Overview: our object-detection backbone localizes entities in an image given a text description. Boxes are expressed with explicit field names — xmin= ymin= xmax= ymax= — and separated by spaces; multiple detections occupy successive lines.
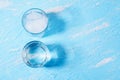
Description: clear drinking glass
xmin=22 ymin=8 xmax=48 ymax=34
xmin=22 ymin=41 xmax=51 ymax=68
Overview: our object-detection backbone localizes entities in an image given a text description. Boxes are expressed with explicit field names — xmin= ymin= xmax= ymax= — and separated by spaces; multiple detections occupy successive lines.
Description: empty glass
xmin=22 ymin=41 xmax=51 ymax=68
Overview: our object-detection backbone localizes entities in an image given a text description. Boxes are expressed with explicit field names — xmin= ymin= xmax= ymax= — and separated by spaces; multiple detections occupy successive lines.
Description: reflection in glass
xmin=22 ymin=41 xmax=51 ymax=68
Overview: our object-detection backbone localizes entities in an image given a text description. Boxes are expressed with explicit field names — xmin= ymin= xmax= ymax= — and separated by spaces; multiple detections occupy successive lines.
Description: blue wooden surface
xmin=0 ymin=0 xmax=120 ymax=80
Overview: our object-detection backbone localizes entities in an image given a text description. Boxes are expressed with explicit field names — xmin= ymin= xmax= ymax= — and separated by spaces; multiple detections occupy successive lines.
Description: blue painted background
xmin=0 ymin=0 xmax=120 ymax=80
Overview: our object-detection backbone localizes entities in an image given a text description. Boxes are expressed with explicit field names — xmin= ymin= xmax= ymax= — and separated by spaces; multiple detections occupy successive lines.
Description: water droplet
xmin=22 ymin=41 xmax=51 ymax=68
xmin=22 ymin=8 xmax=48 ymax=34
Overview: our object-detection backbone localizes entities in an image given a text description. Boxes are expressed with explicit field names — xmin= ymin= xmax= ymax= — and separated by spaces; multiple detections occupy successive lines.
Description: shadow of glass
xmin=44 ymin=44 xmax=67 ymax=67
xmin=43 ymin=12 xmax=66 ymax=37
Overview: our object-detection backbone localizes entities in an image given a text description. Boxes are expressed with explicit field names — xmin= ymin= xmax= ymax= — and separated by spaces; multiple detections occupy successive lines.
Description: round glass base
xmin=22 ymin=41 xmax=51 ymax=68
xmin=22 ymin=8 xmax=48 ymax=34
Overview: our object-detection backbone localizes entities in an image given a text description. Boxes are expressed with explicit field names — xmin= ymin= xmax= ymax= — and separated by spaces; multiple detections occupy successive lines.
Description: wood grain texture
xmin=0 ymin=0 xmax=120 ymax=80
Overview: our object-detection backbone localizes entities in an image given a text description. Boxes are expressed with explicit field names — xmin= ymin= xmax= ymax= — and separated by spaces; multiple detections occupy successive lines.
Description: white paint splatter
xmin=45 ymin=4 xmax=72 ymax=13
xmin=7 ymin=8 xmax=17 ymax=11
xmin=95 ymin=2 xmax=100 ymax=6
xmin=94 ymin=57 xmax=115 ymax=68
xmin=28 ymin=75 xmax=38 ymax=80
xmin=18 ymin=78 xmax=23 ymax=80
xmin=14 ymin=58 xmax=23 ymax=66
xmin=0 ymin=0 xmax=11 ymax=9
xmin=115 ymin=7 xmax=120 ymax=11
xmin=48 ymin=0 xmax=61 ymax=2
xmin=9 ymin=48 xmax=20 ymax=52
xmin=71 ymin=22 xmax=109 ymax=39
xmin=26 ymin=2 xmax=32 ymax=6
